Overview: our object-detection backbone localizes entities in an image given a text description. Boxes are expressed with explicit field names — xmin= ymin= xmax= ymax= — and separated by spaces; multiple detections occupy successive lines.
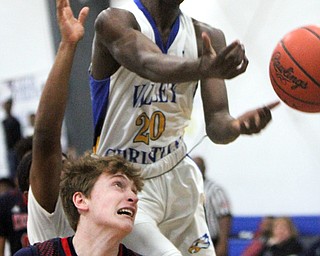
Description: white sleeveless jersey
xmin=90 ymin=0 xmax=198 ymax=165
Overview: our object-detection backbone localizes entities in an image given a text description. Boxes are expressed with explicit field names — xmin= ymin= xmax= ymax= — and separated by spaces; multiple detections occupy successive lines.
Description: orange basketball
xmin=269 ymin=24 xmax=320 ymax=113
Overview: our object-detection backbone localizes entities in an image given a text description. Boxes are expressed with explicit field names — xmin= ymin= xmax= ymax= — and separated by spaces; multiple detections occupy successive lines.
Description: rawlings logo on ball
xmin=269 ymin=24 xmax=320 ymax=113
xmin=271 ymin=52 xmax=308 ymax=90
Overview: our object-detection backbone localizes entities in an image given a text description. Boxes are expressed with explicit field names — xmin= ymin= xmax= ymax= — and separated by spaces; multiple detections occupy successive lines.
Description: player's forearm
xmin=109 ymin=38 xmax=203 ymax=83
xmin=31 ymin=41 xmax=77 ymax=212
xmin=35 ymin=42 xmax=77 ymax=141
xmin=103 ymin=30 xmax=204 ymax=82
xmin=132 ymin=52 xmax=203 ymax=83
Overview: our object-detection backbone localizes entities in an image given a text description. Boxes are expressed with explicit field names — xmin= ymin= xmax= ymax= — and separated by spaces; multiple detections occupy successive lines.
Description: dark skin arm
xmin=30 ymin=0 xmax=89 ymax=213
xmin=91 ymin=6 xmax=278 ymax=144
xmin=90 ymin=7 xmax=248 ymax=82
xmin=194 ymin=20 xmax=279 ymax=144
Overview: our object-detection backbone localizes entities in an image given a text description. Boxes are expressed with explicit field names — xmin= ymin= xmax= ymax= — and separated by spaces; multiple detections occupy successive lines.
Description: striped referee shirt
xmin=203 ymin=179 xmax=232 ymax=240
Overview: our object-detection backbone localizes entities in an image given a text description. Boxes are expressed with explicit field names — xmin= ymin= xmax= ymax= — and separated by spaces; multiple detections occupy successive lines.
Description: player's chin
xmin=121 ymin=222 xmax=135 ymax=235
xmin=119 ymin=218 xmax=135 ymax=233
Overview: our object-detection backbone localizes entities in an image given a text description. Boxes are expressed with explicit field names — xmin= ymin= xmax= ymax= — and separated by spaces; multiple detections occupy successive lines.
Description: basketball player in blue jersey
xmin=89 ymin=0 xmax=279 ymax=255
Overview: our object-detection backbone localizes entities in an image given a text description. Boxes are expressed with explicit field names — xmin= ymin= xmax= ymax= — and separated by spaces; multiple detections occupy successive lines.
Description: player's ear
xmin=73 ymin=192 xmax=89 ymax=211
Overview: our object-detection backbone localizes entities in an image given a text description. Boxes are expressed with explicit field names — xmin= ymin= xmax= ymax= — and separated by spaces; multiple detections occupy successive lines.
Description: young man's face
xmin=86 ymin=172 xmax=138 ymax=235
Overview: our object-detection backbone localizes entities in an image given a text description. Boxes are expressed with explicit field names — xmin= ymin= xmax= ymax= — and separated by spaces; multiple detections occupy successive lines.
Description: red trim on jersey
xmin=61 ymin=237 xmax=73 ymax=256
xmin=118 ymin=244 xmax=123 ymax=255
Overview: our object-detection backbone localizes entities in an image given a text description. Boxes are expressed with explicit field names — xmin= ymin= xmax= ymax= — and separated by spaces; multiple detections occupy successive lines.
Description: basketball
xmin=269 ymin=24 xmax=320 ymax=113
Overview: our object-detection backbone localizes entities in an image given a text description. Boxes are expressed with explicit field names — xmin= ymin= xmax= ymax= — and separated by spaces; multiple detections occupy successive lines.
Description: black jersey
xmin=0 ymin=188 xmax=28 ymax=255
xmin=14 ymin=236 xmax=142 ymax=256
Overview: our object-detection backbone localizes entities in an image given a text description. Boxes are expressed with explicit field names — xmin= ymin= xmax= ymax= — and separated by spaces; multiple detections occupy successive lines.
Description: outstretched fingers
xmin=55 ymin=0 xmax=89 ymax=43
xmin=56 ymin=0 xmax=69 ymax=17
xmin=214 ymin=41 xmax=249 ymax=79
xmin=256 ymin=101 xmax=280 ymax=130
xmin=78 ymin=7 xmax=89 ymax=25
xmin=235 ymin=101 xmax=280 ymax=135
xmin=265 ymin=101 xmax=281 ymax=110
xmin=224 ymin=42 xmax=248 ymax=77
xmin=256 ymin=108 xmax=271 ymax=131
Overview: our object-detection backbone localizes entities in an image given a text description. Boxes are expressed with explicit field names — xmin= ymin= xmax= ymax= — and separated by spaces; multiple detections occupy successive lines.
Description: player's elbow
xmin=206 ymin=125 xmax=238 ymax=145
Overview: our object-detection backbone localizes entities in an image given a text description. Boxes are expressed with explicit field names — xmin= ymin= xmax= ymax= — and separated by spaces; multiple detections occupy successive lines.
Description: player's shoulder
xmin=13 ymin=246 xmax=36 ymax=256
xmin=14 ymin=238 xmax=60 ymax=256
xmin=95 ymin=7 xmax=139 ymax=33
xmin=97 ymin=7 xmax=131 ymax=20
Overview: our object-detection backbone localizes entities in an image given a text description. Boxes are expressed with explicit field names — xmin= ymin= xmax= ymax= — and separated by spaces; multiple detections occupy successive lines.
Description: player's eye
xmin=131 ymin=189 xmax=137 ymax=195
xmin=114 ymin=181 xmax=124 ymax=189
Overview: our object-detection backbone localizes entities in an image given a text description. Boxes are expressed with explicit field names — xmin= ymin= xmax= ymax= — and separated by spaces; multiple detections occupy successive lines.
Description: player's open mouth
xmin=117 ymin=208 xmax=134 ymax=217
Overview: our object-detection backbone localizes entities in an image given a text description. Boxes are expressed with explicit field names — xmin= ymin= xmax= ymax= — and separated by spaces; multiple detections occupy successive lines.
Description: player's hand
xmin=200 ymin=32 xmax=249 ymax=79
xmin=232 ymin=101 xmax=280 ymax=134
xmin=56 ymin=0 xmax=89 ymax=44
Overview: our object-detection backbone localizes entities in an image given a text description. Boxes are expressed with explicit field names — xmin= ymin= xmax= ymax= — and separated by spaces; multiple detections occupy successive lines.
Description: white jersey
xmin=90 ymin=0 xmax=198 ymax=168
xmin=90 ymin=1 xmax=216 ymax=255
xmin=27 ymin=187 xmax=74 ymax=245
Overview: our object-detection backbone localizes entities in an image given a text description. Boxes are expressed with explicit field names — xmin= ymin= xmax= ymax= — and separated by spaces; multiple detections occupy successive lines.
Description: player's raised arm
xmin=30 ymin=0 xmax=89 ymax=212
xmin=90 ymin=8 xmax=248 ymax=83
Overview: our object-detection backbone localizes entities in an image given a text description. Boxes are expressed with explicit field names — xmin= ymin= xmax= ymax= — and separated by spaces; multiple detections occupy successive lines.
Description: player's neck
xmin=139 ymin=0 xmax=180 ymax=30
xmin=73 ymin=227 xmax=122 ymax=256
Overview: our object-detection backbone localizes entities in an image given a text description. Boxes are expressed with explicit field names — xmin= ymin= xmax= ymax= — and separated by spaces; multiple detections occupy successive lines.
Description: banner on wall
xmin=0 ymin=72 xmax=68 ymax=177
xmin=0 ymin=74 xmax=45 ymax=131
xmin=0 ymin=74 xmax=43 ymax=176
